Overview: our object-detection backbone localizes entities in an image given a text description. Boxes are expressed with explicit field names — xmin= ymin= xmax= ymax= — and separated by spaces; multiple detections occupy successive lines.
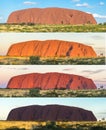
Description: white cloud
xmin=86 ymin=12 xmax=91 ymax=14
xmin=23 ymin=1 xmax=37 ymax=5
xmin=99 ymin=2 xmax=104 ymax=6
xmin=93 ymin=13 xmax=106 ymax=19
xmin=76 ymin=3 xmax=89 ymax=7
xmin=86 ymin=12 xmax=106 ymax=19
xmin=71 ymin=0 xmax=80 ymax=2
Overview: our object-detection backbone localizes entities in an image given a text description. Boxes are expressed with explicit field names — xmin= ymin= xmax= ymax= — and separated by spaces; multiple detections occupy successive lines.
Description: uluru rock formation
xmin=7 ymin=7 xmax=97 ymax=25
xmin=7 ymin=105 xmax=97 ymax=121
xmin=7 ymin=72 xmax=97 ymax=89
xmin=7 ymin=40 xmax=97 ymax=58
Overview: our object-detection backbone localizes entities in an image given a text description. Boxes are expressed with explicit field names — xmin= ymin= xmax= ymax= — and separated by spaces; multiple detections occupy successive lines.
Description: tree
xmin=100 ymin=85 xmax=104 ymax=89
xmin=102 ymin=117 xmax=105 ymax=121
xmin=100 ymin=53 xmax=103 ymax=57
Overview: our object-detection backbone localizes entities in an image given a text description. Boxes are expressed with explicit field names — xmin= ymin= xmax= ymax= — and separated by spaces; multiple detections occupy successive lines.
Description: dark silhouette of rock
xmin=7 ymin=105 xmax=97 ymax=121
xmin=7 ymin=40 xmax=97 ymax=58
xmin=7 ymin=72 xmax=97 ymax=89
xmin=7 ymin=7 xmax=97 ymax=25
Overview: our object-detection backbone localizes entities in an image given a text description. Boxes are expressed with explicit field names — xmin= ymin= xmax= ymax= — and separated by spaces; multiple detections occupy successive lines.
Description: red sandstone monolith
xmin=7 ymin=7 xmax=97 ymax=25
xmin=7 ymin=40 xmax=97 ymax=58
xmin=7 ymin=105 xmax=97 ymax=121
xmin=7 ymin=72 xmax=97 ymax=90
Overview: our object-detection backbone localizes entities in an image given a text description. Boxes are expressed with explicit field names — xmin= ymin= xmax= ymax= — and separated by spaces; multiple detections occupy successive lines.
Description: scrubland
xmin=0 ymin=121 xmax=106 ymax=130
xmin=0 ymin=24 xmax=106 ymax=32
xmin=0 ymin=89 xmax=106 ymax=97
xmin=0 ymin=56 xmax=105 ymax=65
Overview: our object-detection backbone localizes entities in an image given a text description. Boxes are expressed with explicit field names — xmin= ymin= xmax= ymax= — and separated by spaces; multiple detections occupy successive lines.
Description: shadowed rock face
xmin=7 ymin=40 xmax=97 ymax=58
xmin=7 ymin=72 xmax=97 ymax=89
xmin=7 ymin=105 xmax=97 ymax=121
xmin=7 ymin=7 xmax=97 ymax=25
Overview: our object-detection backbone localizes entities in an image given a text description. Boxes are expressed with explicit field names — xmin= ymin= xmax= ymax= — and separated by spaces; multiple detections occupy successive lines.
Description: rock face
xmin=7 ymin=72 xmax=96 ymax=89
xmin=7 ymin=40 xmax=97 ymax=58
xmin=7 ymin=105 xmax=97 ymax=121
xmin=7 ymin=7 xmax=97 ymax=25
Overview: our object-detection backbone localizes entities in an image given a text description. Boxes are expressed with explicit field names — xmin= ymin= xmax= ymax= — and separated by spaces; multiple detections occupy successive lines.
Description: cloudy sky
xmin=0 ymin=65 xmax=106 ymax=89
xmin=0 ymin=98 xmax=106 ymax=120
xmin=0 ymin=0 xmax=106 ymax=23
xmin=0 ymin=33 xmax=105 ymax=56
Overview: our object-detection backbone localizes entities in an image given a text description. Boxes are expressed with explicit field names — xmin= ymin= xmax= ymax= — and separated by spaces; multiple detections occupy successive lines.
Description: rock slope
xmin=7 ymin=105 xmax=97 ymax=121
xmin=7 ymin=72 xmax=97 ymax=89
xmin=7 ymin=7 xmax=97 ymax=25
xmin=7 ymin=40 xmax=97 ymax=58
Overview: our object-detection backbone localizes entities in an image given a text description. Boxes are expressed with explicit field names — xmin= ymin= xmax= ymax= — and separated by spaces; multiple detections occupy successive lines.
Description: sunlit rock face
xmin=7 ymin=7 xmax=97 ymax=25
xmin=7 ymin=40 xmax=97 ymax=58
xmin=7 ymin=72 xmax=97 ymax=90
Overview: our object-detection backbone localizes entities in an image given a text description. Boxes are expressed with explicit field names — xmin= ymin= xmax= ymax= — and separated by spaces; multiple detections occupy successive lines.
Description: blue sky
xmin=0 ymin=98 xmax=106 ymax=120
xmin=0 ymin=0 xmax=106 ymax=23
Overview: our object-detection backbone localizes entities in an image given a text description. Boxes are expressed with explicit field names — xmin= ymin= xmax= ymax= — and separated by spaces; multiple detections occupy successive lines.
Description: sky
xmin=0 ymin=33 xmax=105 ymax=56
xmin=0 ymin=65 xmax=106 ymax=89
xmin=0 ymin=98 xmax=106 ymax=120
xmin=0 ymin=0 xmax=106 ymax=23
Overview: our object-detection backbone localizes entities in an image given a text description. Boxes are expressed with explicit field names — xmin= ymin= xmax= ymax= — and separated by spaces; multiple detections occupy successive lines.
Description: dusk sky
xmin=0 ymin=65 xmax=106 ymax=89
xmin=0 ymin=98 xmax=106 ymax=120
xmin=0 ymin=33 xmax=105 ymax=56
xmin=0 ymin=0 xmax=106 ymax=23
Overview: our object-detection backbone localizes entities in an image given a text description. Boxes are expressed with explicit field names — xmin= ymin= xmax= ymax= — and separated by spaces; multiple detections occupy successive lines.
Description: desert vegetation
xmin=0 ymin=89 xmax=106 ymax=97
xmin=0 ymin=121 xmax=106 ymax=130
xmin=0 ymin=89 xmax=29 ymax=97
xmin=0 ymin=23 xmax=106 ymax=32
xmin=0 ymin=56 xmax=105 ymax=65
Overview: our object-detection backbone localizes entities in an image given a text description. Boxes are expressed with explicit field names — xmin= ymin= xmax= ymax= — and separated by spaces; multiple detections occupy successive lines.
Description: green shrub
xmin=45 ymin=90 xmax=59 ymax=97
xmin=32 ymin=122 xmax=76 ymax=130
xmin=27 ymin=23 xmax=35 ymax=26
xmin=46 ymin=121 xmax=57 ymax=129
xmin=90 ymin=126 xmax=106 ymax=130
xmin=0 ymin=94 xmax=4 ymax=97
xmin=103 ymin=22 xmax=106 ymax=25
xmin=31 ymin=124 xmax=42 ymax=130
xmin=29 ymin=56 xmax=40 ymax=64
xmin=5 ymin=127 xmax=25 ymax=130
xmin=0 ymin=62 xmax=4 ymax=65
xmin=29 ymin=88 xmax=40 ymax=97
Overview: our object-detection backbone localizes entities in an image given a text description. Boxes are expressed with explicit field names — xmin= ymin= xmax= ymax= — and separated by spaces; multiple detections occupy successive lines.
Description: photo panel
xmin=0 ymin=0 xmax=106 ymax=32
xmin=0 ymin=33 xmax=105 ymax=65
xmin=0 ymin=65 xmax=106 ymax=97
xmin=0 ymin=98 xmax=106 ymax=129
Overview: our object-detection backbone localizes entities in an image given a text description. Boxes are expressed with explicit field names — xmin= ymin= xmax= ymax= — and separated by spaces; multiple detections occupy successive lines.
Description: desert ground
xmin=0 ymin=56 xmax=105 ymax=65
xmin=0 ymin=121 xmax=105 ymax=130
xmin=0 ymin=24 xmax=106 ymax=32
xmin=0 ymin=89 xmax=106 ymax=97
